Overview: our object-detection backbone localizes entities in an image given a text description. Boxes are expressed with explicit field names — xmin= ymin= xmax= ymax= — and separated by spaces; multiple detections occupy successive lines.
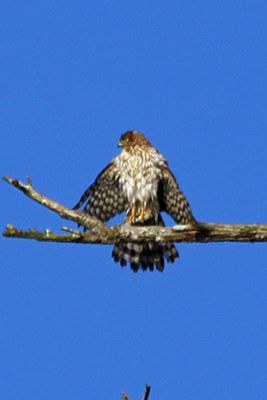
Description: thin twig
xmin=142 ymin=385 xmax=151 ymax=400
xmin=121 ymin=384 xmax=151 ymax=400
xmin=121 ymin=392 xmax=130 ymax=400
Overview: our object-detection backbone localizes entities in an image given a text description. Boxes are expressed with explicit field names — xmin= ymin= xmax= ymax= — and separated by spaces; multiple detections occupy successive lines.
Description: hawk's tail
xmin=112 ymin=241 xmax=179 ymax=272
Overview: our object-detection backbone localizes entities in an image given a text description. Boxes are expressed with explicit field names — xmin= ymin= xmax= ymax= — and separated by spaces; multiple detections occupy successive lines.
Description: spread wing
xmin=158 ymin=167 xmax=196 ymax=224
xmin=73 ymin=162 xmax=126 ymax=222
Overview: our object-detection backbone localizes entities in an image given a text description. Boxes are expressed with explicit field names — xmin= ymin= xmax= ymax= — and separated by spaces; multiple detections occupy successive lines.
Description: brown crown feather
xmin=119 ymin=130 xmax=152 ymax=148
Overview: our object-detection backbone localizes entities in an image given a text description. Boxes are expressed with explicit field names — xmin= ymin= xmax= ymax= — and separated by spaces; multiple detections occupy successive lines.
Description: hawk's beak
xmin=118 ymin=139 xmax=124 ymax=147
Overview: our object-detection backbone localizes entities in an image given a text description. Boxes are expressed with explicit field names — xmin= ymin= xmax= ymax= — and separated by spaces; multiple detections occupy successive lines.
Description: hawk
xmin=73 ymin=131 xmax=196 ymax=272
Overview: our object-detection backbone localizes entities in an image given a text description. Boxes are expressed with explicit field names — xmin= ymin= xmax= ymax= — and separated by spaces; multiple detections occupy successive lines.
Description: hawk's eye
xmin=121 ymin=136 xmax=129 ymax=144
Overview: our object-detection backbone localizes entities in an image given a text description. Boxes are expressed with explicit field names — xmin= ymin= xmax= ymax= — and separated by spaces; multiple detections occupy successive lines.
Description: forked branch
xmin=3 ymin=176 xmax=267 ymax=244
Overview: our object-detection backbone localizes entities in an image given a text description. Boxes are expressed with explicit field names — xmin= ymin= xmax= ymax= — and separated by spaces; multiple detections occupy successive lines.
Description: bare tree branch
xmin=2 ymin=176 xmax=110 ymax=234
xmin=3 ymin=176 xmax=267 ymax=244
xmin=121 ymin=384 xmax=151 ymax=400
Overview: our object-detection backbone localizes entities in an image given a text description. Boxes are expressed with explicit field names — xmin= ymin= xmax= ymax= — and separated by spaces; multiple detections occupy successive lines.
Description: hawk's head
xmin=118 ymin=131 xmax=152 ymax=149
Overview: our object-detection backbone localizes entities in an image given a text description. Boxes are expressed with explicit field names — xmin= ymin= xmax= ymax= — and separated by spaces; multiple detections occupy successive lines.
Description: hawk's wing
xmin=73 ymin=162 xmax=126 ymax=222
xmin=158 ymin=166 xmax=196 ymax=224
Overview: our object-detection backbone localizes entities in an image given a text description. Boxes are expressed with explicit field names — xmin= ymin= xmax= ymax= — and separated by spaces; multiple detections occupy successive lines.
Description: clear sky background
xmin=1 ymin=1 xmax=266 ymax=399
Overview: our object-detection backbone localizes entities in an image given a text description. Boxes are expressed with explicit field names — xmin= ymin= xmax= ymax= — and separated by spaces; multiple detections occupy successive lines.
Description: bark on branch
xmin=3 ymin=176 xmax=267 ymax=244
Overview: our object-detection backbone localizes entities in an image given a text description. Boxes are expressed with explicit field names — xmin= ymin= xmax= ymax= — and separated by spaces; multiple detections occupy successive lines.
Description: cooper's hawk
xmin=73 ymin=131 xmax=196 ymax=272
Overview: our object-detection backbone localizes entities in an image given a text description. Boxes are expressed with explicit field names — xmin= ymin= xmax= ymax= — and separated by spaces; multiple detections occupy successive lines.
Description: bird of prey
xmin=73 ymin=131 xmax=196 ymax=272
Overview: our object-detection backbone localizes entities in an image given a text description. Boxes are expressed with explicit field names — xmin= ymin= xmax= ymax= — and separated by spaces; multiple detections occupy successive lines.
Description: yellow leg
xmin=124 ymin=205 xmax=137 ymax=223
xmin=124 ymin=207 xmax=153 ymax=223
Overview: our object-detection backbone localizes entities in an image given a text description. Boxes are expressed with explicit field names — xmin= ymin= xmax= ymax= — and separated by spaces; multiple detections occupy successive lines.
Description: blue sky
xmin=1 ymin=1 xmax=266 ymax=399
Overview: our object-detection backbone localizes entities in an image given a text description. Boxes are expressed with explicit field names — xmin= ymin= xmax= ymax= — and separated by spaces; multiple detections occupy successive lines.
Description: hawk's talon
xmin=136 ymin=208 xmax=153 ymax=222
xmin=125 ymin=207 xmax=153 ymax=223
